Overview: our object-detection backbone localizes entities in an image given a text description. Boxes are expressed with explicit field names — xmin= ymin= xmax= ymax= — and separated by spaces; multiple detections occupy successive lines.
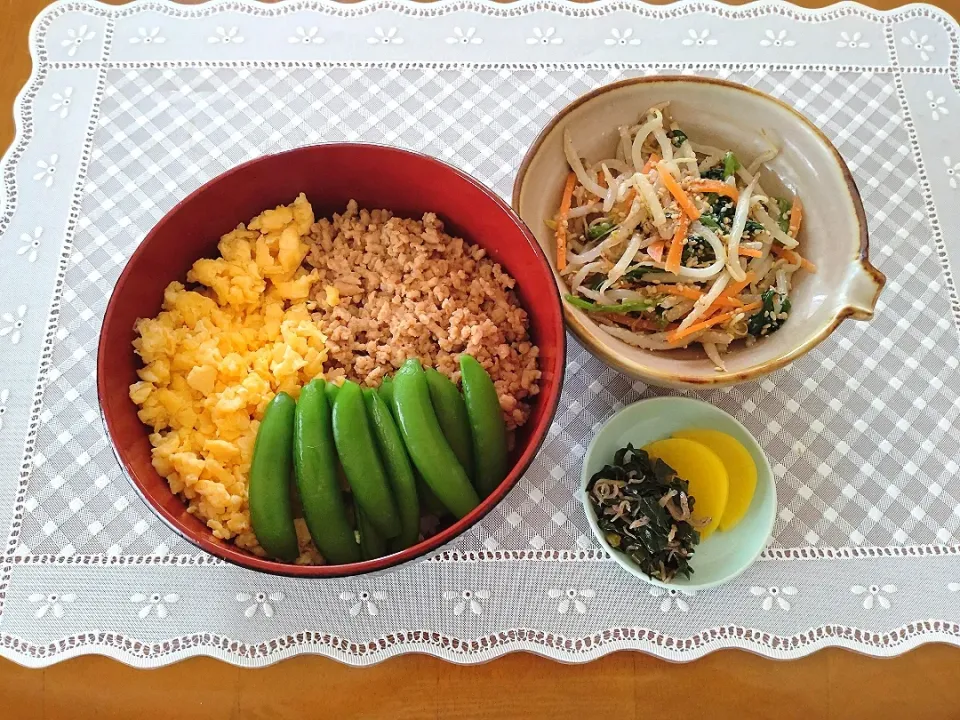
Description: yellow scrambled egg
xmin=129 ymin=193 xmax=326 ymax=553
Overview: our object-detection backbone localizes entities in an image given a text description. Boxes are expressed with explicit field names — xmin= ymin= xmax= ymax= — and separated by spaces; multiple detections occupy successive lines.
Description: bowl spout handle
xmin=844 ymin=258 xmax=886 ymax=321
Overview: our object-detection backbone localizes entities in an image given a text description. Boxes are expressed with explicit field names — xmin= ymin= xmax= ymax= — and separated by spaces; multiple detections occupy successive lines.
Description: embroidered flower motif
xmin=649 ymin=586 xmax=695 ymax=613
xmin=443 ymin=589 xmax=490 ymax=615
xmin=368 ymin=27 xmax=403 ymax=45
xmin=0 ymin=305 xmax=27 ymax=345
xmin=29 ymin=592 xmax=76 ymax=619
xmin=527 ymin=28 xmax=562 ymax=46
xmin=750 ymin=585 xmax=798 ymax=611
xmin=340 ymin=589 xmax=386 ymax=616
xmin=17 ymin=227 xmax=43 ymax=263
xmin=760 ymin=30 xmax=795 ymax=48
xmin=949 ymin=582 xmax=960 ymax=592
xmin=62 ymin=25 xmax=95 ymax=57
xmin=49 ymin=88 xmax=73 ymax=119
xmin=902 ymin=30 xmax=935 ymax=62
xmin=129 ymin=27 xmax=165 ymax=45
xmin=446 ymin=27 xmax=482 ymax=45
xmin=682 ymin=29 xmax=717 ymax=47
xmin=837 ymin=31 xmax=870 ymax=49
xmin=289 ymin=27 xmax=324 ymax=44
xmin=33 ymin=155 xmax=58 ymax=188
xmin=131 ymin=592 xmax=179 ymax=619
xmin=945 ymin=156 xmax=960 ymax=189
xmin=548 ymin=588 xmax=594 ymax=614
xmin=851 ymin=583 xmax=896 ymax=610
xmin=605 ymin=29 xmax=641 ymax=46
xmin=209 ymin=27 xmax=244 ymax=45
xmin=237 ymin=591 xmax=284 ymax=618
xmin=0 ymin=389 xmax=9 ymax=431
xmin=927 ymin=91 xmax=948 ymax=121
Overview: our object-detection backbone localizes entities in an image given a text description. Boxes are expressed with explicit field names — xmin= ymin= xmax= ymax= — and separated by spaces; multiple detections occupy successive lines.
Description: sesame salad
xmin=552 ymin=104 xmax=817 ymax=371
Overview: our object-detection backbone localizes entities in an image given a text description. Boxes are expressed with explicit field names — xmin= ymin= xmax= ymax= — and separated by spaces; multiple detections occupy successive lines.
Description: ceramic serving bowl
xmin=581 ymin=397 xmax=776 ymax=590
xmin=98 ymin=143 xmax=565 ymax=578
xmin=513 ymin=76 xmax=885 ymax=388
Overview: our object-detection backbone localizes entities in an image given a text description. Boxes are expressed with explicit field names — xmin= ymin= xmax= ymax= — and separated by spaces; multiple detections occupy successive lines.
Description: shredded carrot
xmin=738 ymin=247 xmax=763 ymax=258
xmin=668 ymin=301 xmax=762 ymax=344
xmin=657 ymin=164 xmax=701 ymax=220
xmin=641 ymin=153 xmax=661 ymax=174
xmin=597 ymin=171 xmax=606 ymax=187
xmin=659 ymin=284 xmax=702 ymax=301
xmin=664 ymin=213 xmax=691 ymax=274
xmin=771 ymin=244 xmax=818 ymax=273
xmin=647 ymin=240 xmax=666 ymax=263
xmin=555 ymin=172 xmax=576 ymax=272
xmin=686 ymin=179 xmax=740 ymax=203
xmin=788 ymin=196 xmax=803 ymax=238
xmin=701 ymin=271 xmax=757 ymax=320
xmin=714 ymin=297 xmax=745 ymax=308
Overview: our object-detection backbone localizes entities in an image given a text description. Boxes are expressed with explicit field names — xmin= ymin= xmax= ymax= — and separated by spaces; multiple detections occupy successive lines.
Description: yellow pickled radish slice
xmin=673 ymin=429 xmax=758 ymax=532
xmin=642 ymin=438 xmax=728 ymax=539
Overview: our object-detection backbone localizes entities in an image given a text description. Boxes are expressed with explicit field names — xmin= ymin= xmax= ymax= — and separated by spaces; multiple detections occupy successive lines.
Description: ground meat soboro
xmin=305 ymin=201 xmax=541 ymax=430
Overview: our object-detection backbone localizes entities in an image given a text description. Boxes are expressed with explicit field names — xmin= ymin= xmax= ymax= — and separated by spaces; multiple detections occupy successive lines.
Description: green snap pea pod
xmin=362 ymin=388 xmax=420 ymax=549
xmin=249 ymin=392 xmax=299 ymax=562
xmin=332 ymin=381 xmax=401 ymax=538
xmin=324 ymin=381 xmax=340 ymax=408
xmin=379 ymin=376 xmax=394 ymax=410
xmin=460 ymin=354 xmax=509 ymax=498
xmin=425 ymin=368 xmax=475 ymax=482
xmin=417 ymin=471 xmax=448 ymax=517
xmin=392 ymin=359 xmax=479 ymax=518
xmin=357 ymin=508 xmax=387 ymax=560
xmin=293 ymin=380 xmax=361 ymax=564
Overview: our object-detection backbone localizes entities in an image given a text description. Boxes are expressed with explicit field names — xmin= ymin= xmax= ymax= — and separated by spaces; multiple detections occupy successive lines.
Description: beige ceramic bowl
xmin=513 ymin=76 xmax=885 ymax=388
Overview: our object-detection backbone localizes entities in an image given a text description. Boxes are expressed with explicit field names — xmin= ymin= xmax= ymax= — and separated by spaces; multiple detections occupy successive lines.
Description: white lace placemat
xmin=2 ymin=0 xmax=960 ymax=667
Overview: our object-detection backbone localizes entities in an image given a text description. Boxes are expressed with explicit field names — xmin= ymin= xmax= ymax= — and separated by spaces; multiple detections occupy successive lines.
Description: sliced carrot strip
xmin=647 ymin=240 xmax=666 ymax=263
xmin=668 ymin=301 xmax=762 ymax=344
xmin=738 ymin=247 xmax=763 ymax=258
xmin=788 ymin=196 xmax=803 ymax=238
xmin=615 ymin=188 xmax=637 ymax=214
xmin=664 ymin=213 xmax=691 ymax=274
xmin=771 ymin=244 xmax=818 ymax=273
xmin=641 ymin=153 xmax=661 ymax=174
xmin=713 ymin=297 xmax=745 ymax=308
xmin=555 ymin=172 xmax=576 ymax=272
xmin=657 ymin=163 xmax=701 ymax=220
xmin=686 ymin=179 xmax=740 ymax=203
xmin=701 ymin=271 xmax=757 ymax=320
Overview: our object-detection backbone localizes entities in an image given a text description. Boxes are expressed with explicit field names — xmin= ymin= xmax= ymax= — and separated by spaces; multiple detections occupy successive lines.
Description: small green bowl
xmin=580 ymin=397 xmax=776 ymax=591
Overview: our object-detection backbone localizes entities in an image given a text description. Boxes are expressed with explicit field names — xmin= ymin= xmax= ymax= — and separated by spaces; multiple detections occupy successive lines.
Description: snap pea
xmin=332 ymin=381 xmax=401 ymax=538
xmin=392 ymin=359 xmax=479 ymax=518
xmin=417 ymin=471 xmax=448 ymax=517
xmin=357 ymin=508 xmax=387 ymax=560
xmin=362 ymin=388 xmax=420 ymax=549
xmin=293 ymin=379 xmax=361 ymax=564
xmin=425 ymin=368 xmax=474 ymax=482
xmin=460 ymin=354 xmax=509 ymax=498
xmin=324 ymin=381 xmax=340 ymax=407
xmin=248 ymin=392 xmax=299 ymax=562
xmin=379 ymin=376 xmax=394 ymax=409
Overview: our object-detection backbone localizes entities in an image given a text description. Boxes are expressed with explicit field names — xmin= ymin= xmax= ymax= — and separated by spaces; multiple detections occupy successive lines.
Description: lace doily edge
xmin=1 ymin=621 xmax=958 ymax=667
xmin=26 ymin=0 xmax=960 ymax=25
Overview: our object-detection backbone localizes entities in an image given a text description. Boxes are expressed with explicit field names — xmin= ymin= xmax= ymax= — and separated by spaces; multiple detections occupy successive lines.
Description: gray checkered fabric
xmin=16 ymin=65 xmax=960 ymax=560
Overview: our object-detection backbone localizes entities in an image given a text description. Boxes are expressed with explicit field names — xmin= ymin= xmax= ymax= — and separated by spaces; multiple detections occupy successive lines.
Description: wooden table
xmin=2 ymin=0 xmax=959 ymax=717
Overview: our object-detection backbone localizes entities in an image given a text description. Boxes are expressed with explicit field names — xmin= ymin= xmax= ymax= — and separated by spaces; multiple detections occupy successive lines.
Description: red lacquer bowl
xmin=98 ymin=144 xmax=565 ymax=577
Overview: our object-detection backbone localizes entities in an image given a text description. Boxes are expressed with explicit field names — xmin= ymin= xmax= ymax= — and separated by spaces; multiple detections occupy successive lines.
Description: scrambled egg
xmin=129 ymin=194 xmax=326 ymax=554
